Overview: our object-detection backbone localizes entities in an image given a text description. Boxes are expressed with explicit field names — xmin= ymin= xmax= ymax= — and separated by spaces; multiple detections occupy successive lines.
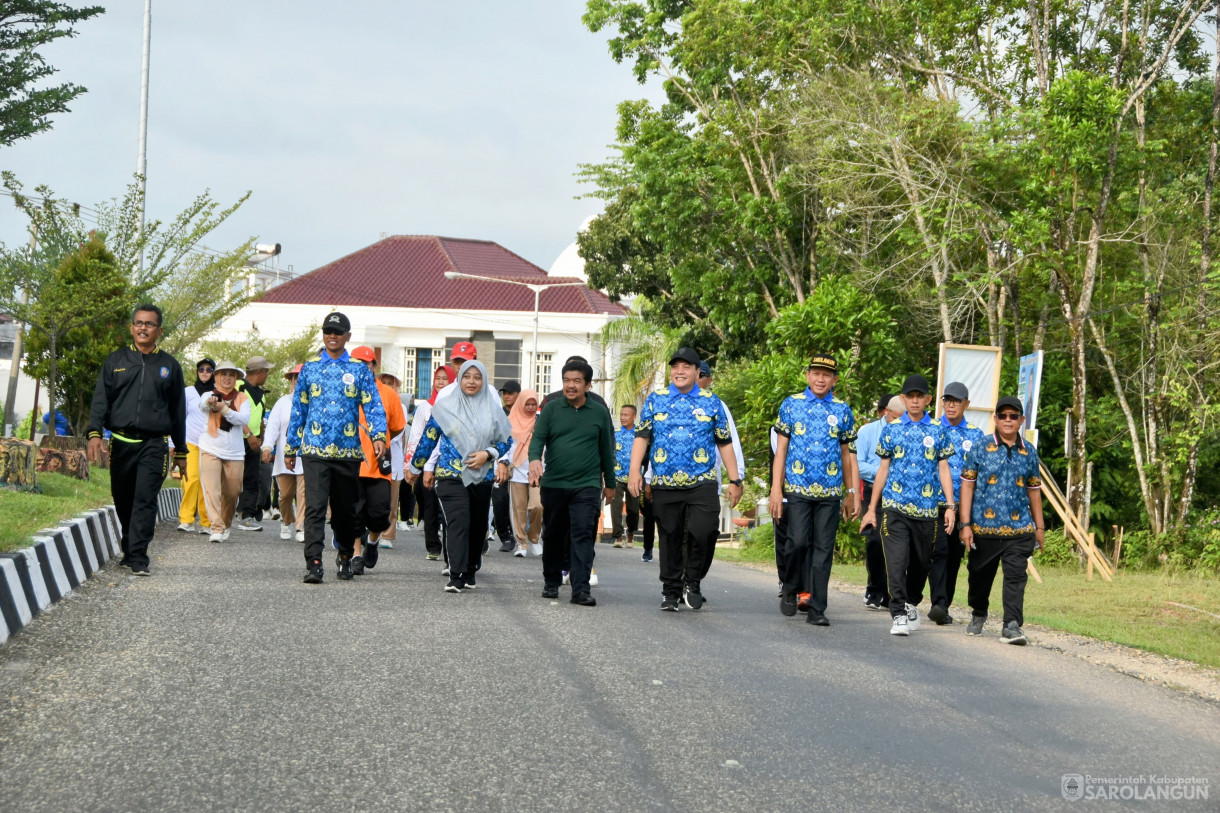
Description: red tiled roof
xmin=259 ymin=236 xmax=625 ymax=316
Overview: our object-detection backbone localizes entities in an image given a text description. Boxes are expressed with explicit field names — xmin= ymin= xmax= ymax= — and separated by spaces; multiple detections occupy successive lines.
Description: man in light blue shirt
xmin=856 ymin=393 xmax=901 ymax=609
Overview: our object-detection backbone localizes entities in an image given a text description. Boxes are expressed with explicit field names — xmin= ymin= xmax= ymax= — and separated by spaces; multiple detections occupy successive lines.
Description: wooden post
xmin=1112 ymin=525 xmax=1124 ymax=571
xmin=1086 ymin=534 xmax=1095 ymax=580
xmin=1027 ymin=557 xmax=1043 ymax=584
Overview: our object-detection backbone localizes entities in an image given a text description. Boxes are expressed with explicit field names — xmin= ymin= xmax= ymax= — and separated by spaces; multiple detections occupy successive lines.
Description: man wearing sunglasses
xmin=958 ymin=396 xmax=1046 ymax=645
xmin=86 ymin=304 xmax=188 ymax=576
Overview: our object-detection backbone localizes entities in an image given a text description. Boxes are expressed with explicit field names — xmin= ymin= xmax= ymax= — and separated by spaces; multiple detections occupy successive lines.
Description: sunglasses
xmin=322 ymin=328 xmax=345 ymax=335
xmin=132 ymin=320 xmax=160 ymax=329
xmin=198 ymin=367 xmax=214 ymax=373
xmin=996 ymin=412 xmax=1022 ymax=421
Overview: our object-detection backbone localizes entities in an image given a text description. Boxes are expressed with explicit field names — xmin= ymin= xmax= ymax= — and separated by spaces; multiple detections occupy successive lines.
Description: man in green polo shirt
xmin=529 ymin=359 xmax=617 ymax=606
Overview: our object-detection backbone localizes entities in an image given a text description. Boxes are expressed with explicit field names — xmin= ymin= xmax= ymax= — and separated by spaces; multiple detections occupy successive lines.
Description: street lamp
xmin=443 ymin=271 xmax=588 ymax=389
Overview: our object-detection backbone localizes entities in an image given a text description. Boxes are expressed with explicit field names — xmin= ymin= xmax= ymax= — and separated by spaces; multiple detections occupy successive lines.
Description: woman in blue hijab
xmin=406 ymin=360 xmax=511 ymax=592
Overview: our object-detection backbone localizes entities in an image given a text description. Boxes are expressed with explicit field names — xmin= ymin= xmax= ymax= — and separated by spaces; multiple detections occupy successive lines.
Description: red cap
xmin=451 ymin=341 xmax=477 ymax=361
xmin=285 ymin=363 xmax=303 ymax=377
xmin=350 ymin=346 xmax=377 ymax=363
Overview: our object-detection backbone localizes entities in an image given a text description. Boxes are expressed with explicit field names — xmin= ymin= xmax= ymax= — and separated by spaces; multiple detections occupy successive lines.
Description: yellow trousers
xmin=178 ymin=442 xmax=211 ymax=528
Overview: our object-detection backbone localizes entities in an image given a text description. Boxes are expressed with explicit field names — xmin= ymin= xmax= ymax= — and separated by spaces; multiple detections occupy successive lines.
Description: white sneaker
xmin=512 ymin=545 xmax=526 ymax=557
xmin=589 ymin=570 xmax=598 ymax=587
xmin=442 ymin=567 xmax=450 ymax=576
xmin=890 ymin=615 xmax=909 ymax=636
xmin=397 ymin=520 xmax=409 ymax=531
xmin=199 ymin=525 xmax=212 ymax=535
xmin=209 ymin=532 xmax=222 ymax=543
xmin=269 ymin=507 xmax=281 ymax=520
xmin=279 ymin=523 xmax=292 ymax=540
xmin=905 ymin=603 xmax=921 ymax=631
xmin=177 ymin=523 xmax=194 ymax=533
xmin=562 ymin=571 xmax=570 ymax=585
xmin=295 ymin=529 xmax=305 ymax=543
xmin=222 ymin=529 xmax=231 ymax=541
xmin=527 ymin=542 xmax=543 ymax=557
xmin=379 ymin=539 xmax=393 ymax=549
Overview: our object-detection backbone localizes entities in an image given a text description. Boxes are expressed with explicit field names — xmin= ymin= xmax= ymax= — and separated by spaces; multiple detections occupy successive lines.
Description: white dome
xmin=548 ymin=215 xmax=599 ymax=282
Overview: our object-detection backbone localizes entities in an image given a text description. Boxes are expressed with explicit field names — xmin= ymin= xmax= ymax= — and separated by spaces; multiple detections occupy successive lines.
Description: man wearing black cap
xmin=923 ymin=382 xmax=986 ymax=625
xmin=861 ymin=373 xmax=956 ymax=636
xmin=769 ymin=353 xmax=858 ymax=625
xmin=628 ymin=347 xmax=742 ymax=611
xmin=855 ymin=392 xmax=900 ymax=608
xmin=492 ymin=380 xmax=522 ymax=552
xmin=959 ymin=396 xmax=1046 ymax=644
xmin=284 ymin=311 xmax=388 ymax=583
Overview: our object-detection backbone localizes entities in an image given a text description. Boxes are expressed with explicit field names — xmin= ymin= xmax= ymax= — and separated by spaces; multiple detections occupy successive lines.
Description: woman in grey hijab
xmin=406 ymin=360 xmax=511 ymax=592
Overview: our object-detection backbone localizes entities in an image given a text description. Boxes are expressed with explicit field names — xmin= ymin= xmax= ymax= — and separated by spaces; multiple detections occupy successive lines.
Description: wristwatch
xmin=729 ymin=479 xmax=743 ymax=487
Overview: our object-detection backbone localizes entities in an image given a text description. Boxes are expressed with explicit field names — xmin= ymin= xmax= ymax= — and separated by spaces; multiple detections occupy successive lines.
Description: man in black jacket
xmin=86 ymin=304 xmax=188 ymax=576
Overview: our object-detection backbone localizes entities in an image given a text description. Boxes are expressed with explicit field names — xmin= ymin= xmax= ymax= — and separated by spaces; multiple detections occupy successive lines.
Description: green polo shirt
xmin=529 ymin=396 xmax=617 ymax=490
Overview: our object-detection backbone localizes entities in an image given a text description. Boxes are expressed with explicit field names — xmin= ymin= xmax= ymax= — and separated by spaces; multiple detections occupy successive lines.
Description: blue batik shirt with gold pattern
xmin=614 ymin=424 xmax=636 ymax=483
xmin=961 ymin=433 xmax=1042 ymax=536
xmin=409 ymin=416 xmax=510 ymax=482
xmin=939 ymin=415 xmax=987 ymax=504
xmin=285 ymin=348 xmax=387 ymax=459
xmin=774 ymin=388 xmax=857 ymax=499
xmin=636 ymin=384 xmax=732 ymax=488
xmin=876 ymin=412 xmax=954 ymax=518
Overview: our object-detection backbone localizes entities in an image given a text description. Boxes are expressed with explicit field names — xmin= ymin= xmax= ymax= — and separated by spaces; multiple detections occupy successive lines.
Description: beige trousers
xmin=509 ymin=481 xmax=542 ymax=545
xmin=276 ymin=473 xmax=306 ymax=528
xmin=200 ymin=452 xmax=244 ymax=533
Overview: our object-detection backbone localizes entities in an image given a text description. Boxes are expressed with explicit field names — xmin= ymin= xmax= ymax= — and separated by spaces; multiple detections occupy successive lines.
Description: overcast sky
xmin=0 ymin=1 xmax=663 ymax=276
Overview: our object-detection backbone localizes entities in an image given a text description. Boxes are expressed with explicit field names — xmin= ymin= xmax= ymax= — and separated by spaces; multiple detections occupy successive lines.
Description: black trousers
xmin=415 ymin=477 xmax=443 ymax=555
xmin=491 ymin=482 xmax=513 ymax=543
xmin=110 ymin=436 xmax=169 ymax=569
xmin=354 ymin=476 xmax=393 ymax=538
xmin=772 ymin=502 xmax=789 ymax=587
xmin=237 ymin=443 xmax=272 ymax=519
xmin=540 ymin=486 xmax=601 ymax=594
xmin=651 ymin=482 xmax=720 ymax=597
xmin=929 ymin=505 xmax=965 ymax=609
xmin=861 ymin=482 xmax=889 ymax=602
xmin=611 ymin=482 xmax=640 ymax=539
xmin=881 ymin=509 xmax=936 ymax=617
xmin=399 ymin=478 xmax=415 ymax=522
xmin=302 ymin=457 xmax=361 ymax=563
xmin=783 ymin=497 xmax=841 ymax=613
xmin=641 ymin=490 xmax=655 ymax=554
xmin=968 ymin=533 xmax=1036 ymax=626
xmin=435 ymin=479 xmax=492 ymax=579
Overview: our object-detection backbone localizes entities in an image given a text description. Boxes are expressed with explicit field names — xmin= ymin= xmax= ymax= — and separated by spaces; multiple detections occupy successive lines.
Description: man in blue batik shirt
xmin=628 ymin=347 xmax=742 ymax=612
xmin=855 ymin=393 xmax=901 ymax=610
xmin=861 ymin=374 xmax=956 ymax=636
xmin=285 ymin=311 xmax=388 ymax=584
xmin=918 ymin=382 xmax=988 ymax=626
xmin=610 ymin=404 xmax=641 ymax=548
xmin=959 ymin=396 xmax=1046 ymax=645
xmin=768 ymin=353 xmax=859 ymax=627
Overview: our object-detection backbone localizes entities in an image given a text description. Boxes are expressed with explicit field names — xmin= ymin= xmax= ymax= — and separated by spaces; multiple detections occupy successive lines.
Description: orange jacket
xmin=359 ymin=380 xmax=406 ymax=479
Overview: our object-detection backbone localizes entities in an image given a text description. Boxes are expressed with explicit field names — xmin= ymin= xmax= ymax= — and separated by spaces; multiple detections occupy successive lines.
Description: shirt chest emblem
xmin=342 ymin=373 xmax=355 ymax=386
xmin=922 ymin=435 xmax=935 ymax=448
xmin=160 ymin=366 xmax=170 ymax=379
xmin=962 ymin=440 xmax=973 ymax=452
xmin=826 ymin=414 xmax=838 ymax=427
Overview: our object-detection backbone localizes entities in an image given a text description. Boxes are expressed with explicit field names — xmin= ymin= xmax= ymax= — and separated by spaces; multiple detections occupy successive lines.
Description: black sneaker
xmin=499 ymin=540 xmax=515 ymax=552
xmin=131 ymin=564 xmax=151 ymax=576
xmin=660 ymin=596 xmax=680 ymax=612
xmin=303 ymin=559 xmax=323 ymax=584
xmin=117 ymin=556 xmax=132 ymax=569
xmin=444 ymin=578 xmax=464 ymax=593
xmin=928 ymin=604 xmax=950 ymax=625
xmin=463 ymin=573 xmax=477 ymax=589
xmin=966 ymin=614 xmax=987 ymax=636
xmin=864 ymin=593 xmax=886 ymax=610
xmin=683 ymin=585 xmax=705 ymax=610
xmin=337 ymin=556 xmax=354 ymax=581
xmin=780 ymin=591 xmax=797 ymax=617
xmin=1001 ymin=620 xmax=1027 ymax=645
xmin=363 ymin=540 xmax=379 ymax=569
xmin=351 ymin=555 xmax=365 ymax=576
xmin=570 ymin=592 xmax=596 ymax=606
xmin=806 ymin=610 xmax=829 ymax=626
xmin=541 ymin=586 xmax=559 ymax=599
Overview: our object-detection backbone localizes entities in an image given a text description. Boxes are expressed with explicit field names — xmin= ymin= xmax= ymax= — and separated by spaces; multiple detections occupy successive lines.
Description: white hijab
xmin=430 ymin=360 xmax=512 ymax=486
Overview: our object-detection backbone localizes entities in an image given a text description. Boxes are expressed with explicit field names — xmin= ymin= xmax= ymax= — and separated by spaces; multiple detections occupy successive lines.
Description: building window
xmin=402 ymin=348 xmax=416 ymax=396
xmin=494 ymin=338 xmax=521 ymax=387
xmin=0 ymin=340 xmax=12 ymax=361
xmin=534 ymin=353 xmax=553 ymax=395
xmin=415 ymin=349 xmax=432 ymax=400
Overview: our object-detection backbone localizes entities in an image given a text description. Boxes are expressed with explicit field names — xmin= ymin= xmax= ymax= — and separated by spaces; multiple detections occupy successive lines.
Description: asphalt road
xmin=0 ymin=521 xmax=1216 ymax=813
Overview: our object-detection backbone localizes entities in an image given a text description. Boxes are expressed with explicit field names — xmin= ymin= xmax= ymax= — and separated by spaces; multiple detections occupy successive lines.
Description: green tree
xmin=0 ymin=1 xmax=104 ymax=146
xmin=191 ymin=325 xmax=321 ymax=404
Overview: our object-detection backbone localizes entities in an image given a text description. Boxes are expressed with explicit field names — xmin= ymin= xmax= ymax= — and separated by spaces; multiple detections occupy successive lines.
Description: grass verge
xmin=0 ymin=470 xmax=113 ymax=553
xmin=717 ymin=543 xmax=1220 ymax=669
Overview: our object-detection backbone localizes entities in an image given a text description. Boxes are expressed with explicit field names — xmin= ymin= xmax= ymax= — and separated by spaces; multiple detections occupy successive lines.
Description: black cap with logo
xmin=322 ymin=312 xmax=351 ymax=333
xmin=669 ymin=347 xmax=701 ymax=367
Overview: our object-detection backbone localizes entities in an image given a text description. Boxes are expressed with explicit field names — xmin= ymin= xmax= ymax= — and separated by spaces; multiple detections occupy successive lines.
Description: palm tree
xmin=600 ymin=306 xmax=684 ymax=408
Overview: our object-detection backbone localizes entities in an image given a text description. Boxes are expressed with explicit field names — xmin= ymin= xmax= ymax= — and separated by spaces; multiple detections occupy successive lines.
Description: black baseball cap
xmin=698 ymin=362 xmax=712 ymax=378
xmin=807 ymin=353 xmax=837 ymax=373
xmin=901 ymin=374 xmax=930 ymax=395
xmin=995 ymin=396 xmax=1024 ymax=415
xmin=322 ymin=312 xmax=351 ymax=333
xmin=943 ymin=382 xmax=969 ymax=400
xmin=499 ymin=380 xmax=522 ymax=394
xmin=196 ymin=358 xmax=216 ymax=371
xmin=669 ymin=347 xmax=701 ymax=367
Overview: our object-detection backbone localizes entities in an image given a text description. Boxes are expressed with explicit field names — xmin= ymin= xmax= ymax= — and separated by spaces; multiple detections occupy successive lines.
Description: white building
xmin=212 ymin=235 xmax=627 ymax=400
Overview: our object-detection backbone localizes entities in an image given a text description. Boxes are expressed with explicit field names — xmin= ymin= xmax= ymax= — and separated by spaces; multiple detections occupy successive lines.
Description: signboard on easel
xmin=935 ymin=343 xmax=1002 ymax=432
xmin=1017 ymin=350 xmax=1044 ymax=447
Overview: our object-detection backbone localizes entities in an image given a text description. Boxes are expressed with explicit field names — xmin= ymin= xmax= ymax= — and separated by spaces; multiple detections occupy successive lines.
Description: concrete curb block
xmin=158 ymin=487 xmax=183 ymax=523
xmin=0 ymin=505 xmax=122 ymax=644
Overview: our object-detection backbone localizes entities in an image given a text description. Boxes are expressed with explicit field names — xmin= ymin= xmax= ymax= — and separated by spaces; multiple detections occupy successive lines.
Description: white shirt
xmin=498 ymin=440 xmax=538 ymax=484
xmin=262 ymin=394 xmax=295 ymax=477
xmin=195 ymin=391 xmax=251 ymax=461
xmin=184 ymin=385 xmax=208 ymax=446
xmin=405 ymin=401 xmax=433 ymax=461
xmin=389 ymin=429 xmax=405 ymax=480
xmin=715 ymin=400 xmax=746 ymax=492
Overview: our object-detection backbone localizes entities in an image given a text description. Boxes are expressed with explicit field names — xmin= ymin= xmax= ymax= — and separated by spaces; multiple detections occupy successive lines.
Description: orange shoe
xmin=797 ymin=592 xmax=812 ymax=612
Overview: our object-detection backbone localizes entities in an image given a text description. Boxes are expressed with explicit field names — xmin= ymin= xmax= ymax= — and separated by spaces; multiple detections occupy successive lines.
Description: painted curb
xmin=0 ymin=505 xmax=125 ymax=645
xmin=158 ymin=487 xmax=183 ymax=523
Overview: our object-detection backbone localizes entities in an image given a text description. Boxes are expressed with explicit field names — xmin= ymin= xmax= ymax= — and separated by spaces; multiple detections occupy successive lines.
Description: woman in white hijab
xmin=406 ymin=360 xmax=511 ymax=592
